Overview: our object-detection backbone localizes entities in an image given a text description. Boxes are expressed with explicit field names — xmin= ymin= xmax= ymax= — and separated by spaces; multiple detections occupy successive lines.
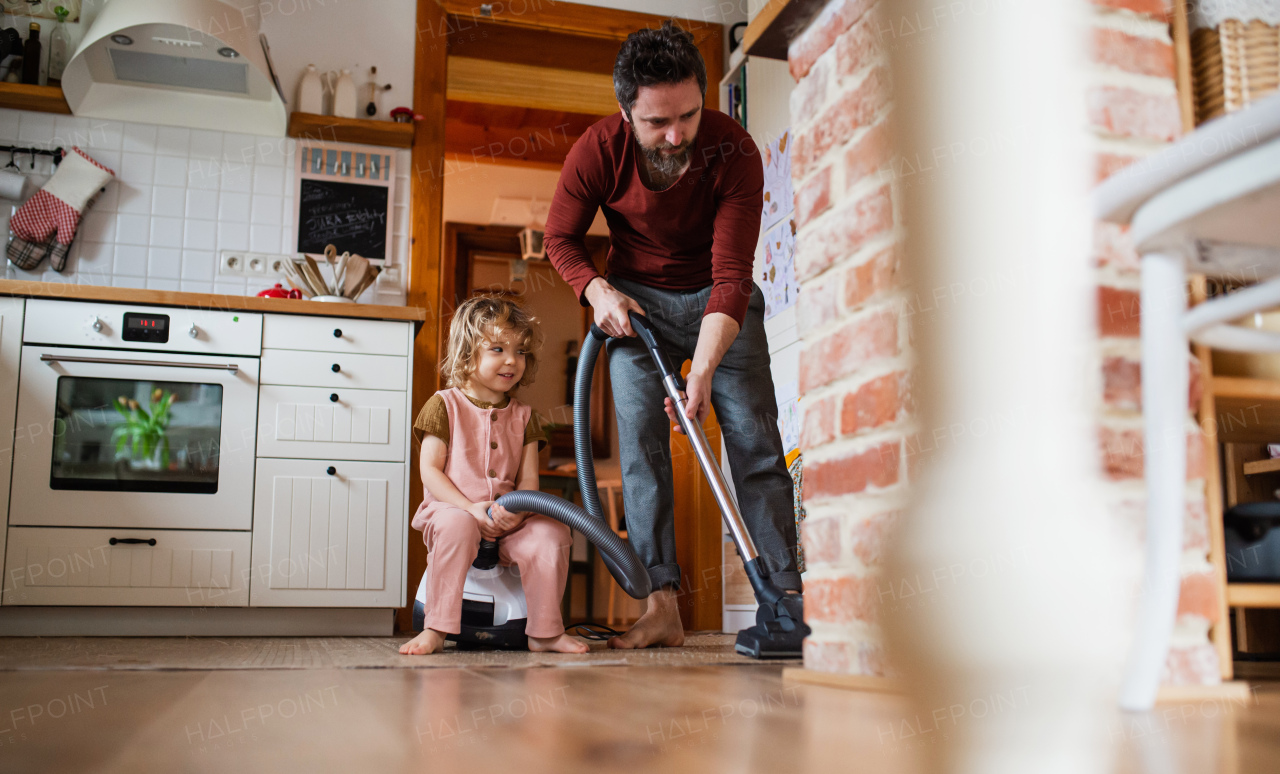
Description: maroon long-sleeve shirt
xmin=544 ymin=109 xmax=764 ymax=327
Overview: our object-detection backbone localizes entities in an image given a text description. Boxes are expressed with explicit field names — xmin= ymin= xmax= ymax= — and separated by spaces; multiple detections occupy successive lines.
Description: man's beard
xmin=638 ymin=136 xmax=693 ymax=178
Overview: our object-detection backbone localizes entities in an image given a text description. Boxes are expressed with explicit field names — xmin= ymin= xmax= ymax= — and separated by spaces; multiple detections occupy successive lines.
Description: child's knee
xmin=430 ymin=509 xmax=480 ymax=545
xmin=527 ymin=515 xmax=572 ymax=547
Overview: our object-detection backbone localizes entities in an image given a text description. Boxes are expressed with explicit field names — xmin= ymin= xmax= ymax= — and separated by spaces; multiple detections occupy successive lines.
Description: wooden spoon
xmin=343 ymin=253 xmax=369 ymax=297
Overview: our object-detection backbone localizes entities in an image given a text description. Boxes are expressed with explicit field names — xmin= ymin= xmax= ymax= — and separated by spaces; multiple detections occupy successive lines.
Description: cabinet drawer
xmin=2 ymin=527 xmax=250 ymax=607
xmin=263 ymin=315 xmax=409 ymax=357
xmin=259 ymin=385 xmax=408 ymax=462
xmin=250 ymin=458 xmax=406 ymax=607
xmin=260 ymin=348 xmax=407 ymax=391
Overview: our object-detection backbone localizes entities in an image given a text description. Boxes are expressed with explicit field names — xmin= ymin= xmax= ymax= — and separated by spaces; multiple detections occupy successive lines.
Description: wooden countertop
xmin=0 ymin=280 xmax=427 ymax=330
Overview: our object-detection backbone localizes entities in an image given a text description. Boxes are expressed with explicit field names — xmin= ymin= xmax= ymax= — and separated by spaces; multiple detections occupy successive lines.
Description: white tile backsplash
xmin=0 ymin=108 xmax=409 ymax=297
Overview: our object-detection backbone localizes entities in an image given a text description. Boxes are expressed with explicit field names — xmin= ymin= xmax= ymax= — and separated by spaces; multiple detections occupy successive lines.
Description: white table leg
xmin=1119 ymin=250 xmax=1188 ymax=711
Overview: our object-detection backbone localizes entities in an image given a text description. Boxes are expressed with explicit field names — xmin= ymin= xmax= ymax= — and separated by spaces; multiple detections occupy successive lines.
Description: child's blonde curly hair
xmin=440 ymin=294 xmax=542 ymax=389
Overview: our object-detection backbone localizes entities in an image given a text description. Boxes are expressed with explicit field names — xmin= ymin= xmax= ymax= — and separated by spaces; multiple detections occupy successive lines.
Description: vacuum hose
xmin=487 ymin=327 xmax=653 ymax=600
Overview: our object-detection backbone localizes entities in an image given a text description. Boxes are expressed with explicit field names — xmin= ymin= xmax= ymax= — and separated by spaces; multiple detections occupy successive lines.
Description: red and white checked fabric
xmin=10 ymin=147 xmax=114 ymax=246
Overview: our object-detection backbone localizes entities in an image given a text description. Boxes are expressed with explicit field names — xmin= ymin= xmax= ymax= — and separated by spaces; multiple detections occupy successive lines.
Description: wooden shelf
xmin=0 ymin=82 xmax=70 ymax=114
xmin=286 ymin=112 xmax=414 ymax=148
xmin=1244 ymin=458 xmax=1280 ymax=475
xmin=743 ymin=0 xmax=830 ymax=60
xmin=1227 ymin=583 xmax=1280 ymax=608
xmin=1212 ymin=375 xmax=1280 ymax=401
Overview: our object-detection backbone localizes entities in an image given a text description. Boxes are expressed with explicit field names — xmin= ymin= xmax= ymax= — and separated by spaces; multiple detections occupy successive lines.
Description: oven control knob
xmin=89 ymin=316 xmax=103 ymax=333
xmin=188 ymin=324 xmax=199 ymax=339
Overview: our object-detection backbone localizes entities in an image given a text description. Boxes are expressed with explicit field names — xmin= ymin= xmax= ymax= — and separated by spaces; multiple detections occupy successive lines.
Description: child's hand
xmin=490 ymin=503 xmax=527 ymax=534
xmin=468 ymin=501 xmax=503 ymax=540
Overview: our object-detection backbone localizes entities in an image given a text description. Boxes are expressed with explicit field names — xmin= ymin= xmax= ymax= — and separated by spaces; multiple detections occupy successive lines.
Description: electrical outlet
xmin=219 ymin=251 xmax=245 ymax=276
xmin=268 ymin=256 xmax=290 ymax=277
xmin=245 ymin=254 xmax=268 ymax=275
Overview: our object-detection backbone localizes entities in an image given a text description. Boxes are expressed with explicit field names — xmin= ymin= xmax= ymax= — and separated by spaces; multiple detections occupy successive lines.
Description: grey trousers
xmin=605 ymin=275 xmax=802 ymax=593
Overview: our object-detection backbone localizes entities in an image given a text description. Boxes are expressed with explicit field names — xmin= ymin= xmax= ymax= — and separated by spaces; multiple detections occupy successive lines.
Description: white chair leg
xmin=1119 ymin=250 xmax=1189 ymax=711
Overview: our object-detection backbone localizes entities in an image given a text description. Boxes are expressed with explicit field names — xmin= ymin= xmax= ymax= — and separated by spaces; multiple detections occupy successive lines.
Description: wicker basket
xmin=1193 ymin=18 xmax=1280 ymax=124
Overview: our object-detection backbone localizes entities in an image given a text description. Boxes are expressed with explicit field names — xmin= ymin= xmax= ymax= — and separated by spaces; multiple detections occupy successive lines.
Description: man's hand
xmin=584 ymin=277 xmax=645 ymax=337
xmin=664 ymin=369 xmax=712 ymax=434
xmin=489 ymin=503 xmax=528 ymax=534
xmin=468 ymin=501 xmax=504 ymax=540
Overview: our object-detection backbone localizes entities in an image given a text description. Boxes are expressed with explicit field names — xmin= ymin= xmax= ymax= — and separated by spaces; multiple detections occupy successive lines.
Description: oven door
xmin=10 ymin=346 xmax=259 ymax=531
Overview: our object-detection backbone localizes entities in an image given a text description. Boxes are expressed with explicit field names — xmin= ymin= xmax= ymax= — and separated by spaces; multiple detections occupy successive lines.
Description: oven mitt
xmin=7 ymin=147 xmax=114 ymax=272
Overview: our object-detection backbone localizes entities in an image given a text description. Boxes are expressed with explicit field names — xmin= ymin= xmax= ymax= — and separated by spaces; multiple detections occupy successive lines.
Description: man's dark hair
xmin=613 ymin=21 xmax=707 ymax=117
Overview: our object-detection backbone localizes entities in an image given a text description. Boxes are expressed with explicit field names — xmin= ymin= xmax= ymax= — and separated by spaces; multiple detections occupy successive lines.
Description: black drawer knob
xmin=330 ymin=393 xmax=339 ymax=402
xmin=110 ymin=537 xmax=156 ymax=546
xmin=333 ymin=328 xmax=342 ymax=338
xmin=331 ymin=363 xmax=341 ymax=373
xmin=326 ymin=466 xmax=336 ymax=476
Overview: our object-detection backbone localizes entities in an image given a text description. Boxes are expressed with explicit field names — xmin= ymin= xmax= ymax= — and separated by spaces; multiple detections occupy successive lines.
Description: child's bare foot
xmin=399 ymin=629 xmax=447 ymax=655
xmin=528 ymin=632 xmax=589 ymax=653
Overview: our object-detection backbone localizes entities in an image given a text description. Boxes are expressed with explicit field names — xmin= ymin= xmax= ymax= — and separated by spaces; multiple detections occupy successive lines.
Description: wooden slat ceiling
xmin=444 ymin=99 xmax=604 ymax=167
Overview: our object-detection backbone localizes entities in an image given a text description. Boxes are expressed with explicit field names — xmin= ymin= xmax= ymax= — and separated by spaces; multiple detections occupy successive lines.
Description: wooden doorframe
xmin=406 ymin=0 xmax=726 ymax=631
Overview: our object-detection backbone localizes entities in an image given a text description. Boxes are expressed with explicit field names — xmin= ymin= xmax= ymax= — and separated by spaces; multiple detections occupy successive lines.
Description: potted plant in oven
xmin=112 ymin=388 xmax=175 ymax=471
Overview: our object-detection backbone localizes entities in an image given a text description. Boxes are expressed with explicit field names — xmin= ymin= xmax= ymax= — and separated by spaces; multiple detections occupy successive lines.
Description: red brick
xmin=844 ymin=245 xmax=899 ymax=309
xmin=844 ymin=120 xmax=893 ymax=187
xmin=804 ymin=440 xmax=900 ymax=500
xmin=835 ymin=7 xmax=885 ymax=79
xmin=1094 ymin=221 xmax=1140 ymax=272
xmin=803 ymin=639 xmax=852 ymax=673
xmin=797 ymin=271 xmax=840 ymax=335
xmin=1096 ymin=151 xmax=1140 ymax=184
xmin=1098 ymin=426 xmax=1206 ymax=481
xmin=1098 ymin=285 xmax=1140 ymax=337
xmin=1088 ymin=86 xmax=1181 ymax=143
xmin=1161 ymin=643 xmax=1220 ymax=686
xmin=1184 ymin=498 xmax=1209 ymax=554
xmin=840 ymin=371 xmax=907 ymax=434
xmin=789 ymin=0 xmax=876 ymax=80
xmin=794 ymin=66 xmax=890 ymax=180
xmin=790 ymin=54 xmax=830 ymax=126
xmin=805 ymin=573 xmax=880 ymax=625
xmin=1090 ymin=0 xmax=1170 ymax=19
xmin=850 ymin=510 xmax=898 ymax=567
xmin=799 ymin=307 xmax=898 ymax=392
xmin=1176 ymin=570 xmax=1220 ymax=622
xmin=795 ymin=184 xmax=893 ymax=281
xmin=1101 ymin=355 xmax=1202 ymax=411
xmin=1091 ymin=27 xmax=1175 ymax=79
xmin=801 ymin=516 xmax=842 ymax=565
xmin=800 ymin=394 xmax=837 ymax=449
xmin=855 ymin=641 xmax=889 ymax=676
xmin=795 ymin=164 xmax=833 ymax=228
xmin=1110 ymin=498 xmax=1213 ymax=553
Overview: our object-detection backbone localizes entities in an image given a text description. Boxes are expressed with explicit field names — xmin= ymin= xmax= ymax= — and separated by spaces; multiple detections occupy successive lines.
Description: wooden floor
xmin=0 ymin=637 xmax=1277 ymax=773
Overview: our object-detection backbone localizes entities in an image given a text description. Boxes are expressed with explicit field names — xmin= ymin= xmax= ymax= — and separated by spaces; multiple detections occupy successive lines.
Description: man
xmin=544 ymin=21 xmax=800 ymax=649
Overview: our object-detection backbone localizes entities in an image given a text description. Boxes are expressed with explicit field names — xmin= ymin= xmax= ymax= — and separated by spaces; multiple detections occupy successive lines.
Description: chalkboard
xmin=296 ymin=178 xmax=389 ymax=260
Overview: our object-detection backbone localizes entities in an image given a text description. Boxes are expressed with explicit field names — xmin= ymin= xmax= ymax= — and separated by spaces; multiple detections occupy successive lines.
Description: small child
xmin=400 ymin=295 xmax=587 ymax=655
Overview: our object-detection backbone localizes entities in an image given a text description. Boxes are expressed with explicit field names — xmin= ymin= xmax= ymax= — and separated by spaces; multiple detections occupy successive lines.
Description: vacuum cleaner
xmin=413 ymin=312 xmax=809 ymax=658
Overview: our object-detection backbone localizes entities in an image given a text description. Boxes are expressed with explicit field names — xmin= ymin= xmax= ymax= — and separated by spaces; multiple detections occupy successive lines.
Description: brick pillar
xmin=789 ymin=0 xmax=907 ymax=675
xmin=789 ymin=0 xmax=1221 ymax=682
xmin=1087 ymin=0 xmax=1219 ymax=685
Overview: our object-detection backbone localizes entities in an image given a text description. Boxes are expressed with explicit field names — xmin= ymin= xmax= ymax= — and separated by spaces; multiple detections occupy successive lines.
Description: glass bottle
xmin=20 ymin=22 xmax=39 ymax=85
xmin=47 ymin=6 xmax=69 ymax=85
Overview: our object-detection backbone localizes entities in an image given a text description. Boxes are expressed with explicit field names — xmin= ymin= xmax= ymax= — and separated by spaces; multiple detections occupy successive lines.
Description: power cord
xmin=564 ymin=622 xmax=623 ymax=641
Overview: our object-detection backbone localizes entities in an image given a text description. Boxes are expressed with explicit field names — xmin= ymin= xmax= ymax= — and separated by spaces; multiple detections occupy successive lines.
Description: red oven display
xmin=123 ymin=312 xmax=169 ymax=343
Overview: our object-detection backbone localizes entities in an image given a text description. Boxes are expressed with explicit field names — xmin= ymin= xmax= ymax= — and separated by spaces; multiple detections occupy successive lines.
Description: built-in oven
xmin=9 ymin=300 xmax=263 ymax=531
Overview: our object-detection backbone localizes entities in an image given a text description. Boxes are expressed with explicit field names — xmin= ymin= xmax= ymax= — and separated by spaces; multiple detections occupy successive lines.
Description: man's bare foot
xmin=528 ymin=632 xmax=589 ymax=653
xmin=399 ymin=629 xmax=447 ymax=655
xmin=608 ymin=587 xmax=685 ymax=649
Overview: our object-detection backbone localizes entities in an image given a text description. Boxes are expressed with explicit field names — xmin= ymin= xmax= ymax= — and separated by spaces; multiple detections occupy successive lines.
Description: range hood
xmin=62 ymin=0 xmax=287 ymax=136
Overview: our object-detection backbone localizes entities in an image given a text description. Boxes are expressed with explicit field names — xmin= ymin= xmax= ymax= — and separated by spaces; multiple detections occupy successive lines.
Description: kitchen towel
xmin=7 ymin=147 xmax=114 ymax=272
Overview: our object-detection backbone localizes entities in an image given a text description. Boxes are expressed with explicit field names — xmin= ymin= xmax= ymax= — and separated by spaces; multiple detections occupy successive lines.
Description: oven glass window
xmin=50 ymin=377 xmax=224 ymax=493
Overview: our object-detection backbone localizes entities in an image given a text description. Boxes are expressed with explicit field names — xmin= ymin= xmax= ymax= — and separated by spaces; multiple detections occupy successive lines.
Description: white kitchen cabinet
xmin=258 ymin=384 xmax=407 ymax=462
xmin=2 ymin=526 xmax=251 ymax=607
xmin=0 ymin=297 xmax=23 ymax=565
xmin=249 ymin=457 xmax=405 ymax=607
xmin=260 ymin=348 xmax=408 ymax=391
xmin=263 ymin=315 xmax=409 ymax=357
